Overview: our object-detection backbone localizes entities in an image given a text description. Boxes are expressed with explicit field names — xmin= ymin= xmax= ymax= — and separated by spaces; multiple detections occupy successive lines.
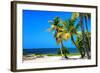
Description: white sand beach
xmin=20 ymin=55 xmax=92 ymax=69
xmin=23 ymin=55 xmax=85 ymax=63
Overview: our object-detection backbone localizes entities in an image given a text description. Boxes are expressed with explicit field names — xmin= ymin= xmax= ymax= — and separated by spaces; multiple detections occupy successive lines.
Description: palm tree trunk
xmin=84 ymin=15 xmax=91 ymax=52
xmin=71 ymin=35 xmax=85 ymax=58
xmin=60 ymin=44 xmax=64 ymax=57
xmin=61 ymin=41 xmax=68 ymax=59
xmin=56 ymin=28 xmax=64 ymax=58
xmin=80 ymin=14 xmax=91 ymax=59
xmin=85 ymin=15 xmax=88 ymax=32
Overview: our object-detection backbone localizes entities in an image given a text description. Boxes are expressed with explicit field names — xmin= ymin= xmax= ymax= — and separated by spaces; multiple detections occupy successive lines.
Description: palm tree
xmin=69 ymin=13 xmax=80 ymax=49
xmin=79 ymin=13 xmax=91 ymax=59
xmin=68 ymin=13 xmax=91 ymax=59
xmin=61 ymin=13 xmax=85 ymax=58
xmin=84 ymin=13 xmax=91 ymax=52
xmin=76 ymin=33 xmax=85 ymax=58
xmin=48 ymin=16 xmax=69 ymax=59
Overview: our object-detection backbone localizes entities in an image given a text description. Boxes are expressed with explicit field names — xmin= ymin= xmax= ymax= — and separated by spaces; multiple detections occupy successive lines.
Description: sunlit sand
xmin=23 ymin=55 xmax=86 ymax=63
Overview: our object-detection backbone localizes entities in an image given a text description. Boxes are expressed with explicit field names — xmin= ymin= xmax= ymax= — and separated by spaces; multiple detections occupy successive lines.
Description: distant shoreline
xmin=23 ymin=48 xmax=79 ymax=55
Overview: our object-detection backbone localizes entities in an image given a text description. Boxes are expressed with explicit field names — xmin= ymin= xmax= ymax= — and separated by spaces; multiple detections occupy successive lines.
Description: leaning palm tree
xmin=68 ymin=13 xmax=91 ymax=59
xmin=79 ymin=13 xmax=91 ymax=59
xmin=48 ymin=16 xmax=69 ymax=59
xmin=61 ymin=13 xmax=85 ymax=58
xmin=75 ymin=32 xmax=86 ymax=58
xmin=84 ymin=13 xmax=91 ymax=52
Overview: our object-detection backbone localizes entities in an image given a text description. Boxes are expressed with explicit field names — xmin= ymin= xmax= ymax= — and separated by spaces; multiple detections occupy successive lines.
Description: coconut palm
xmin=84 ymin=13 xmax=91 ymax=52
xmin=79 ymin=13 xmax=91 ymax=59
xmin=48 ymin=16 xmax=69 ymax=59
xmin=76 ymin=33 xmax=85 ymax=58
xmin=61 ymin=13 xmax=86 ymax=58
xmin=69 ymin=13 xmax=91 ymax=59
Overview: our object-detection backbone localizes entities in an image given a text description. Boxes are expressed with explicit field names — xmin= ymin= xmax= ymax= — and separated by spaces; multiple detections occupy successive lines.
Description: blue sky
xmin=22 ymin=10 xmax=91 ymax=49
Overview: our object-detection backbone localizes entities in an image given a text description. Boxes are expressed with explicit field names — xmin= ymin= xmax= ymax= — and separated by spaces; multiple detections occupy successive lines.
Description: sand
xmin=23 ymin=55 xmax=82 ymax=63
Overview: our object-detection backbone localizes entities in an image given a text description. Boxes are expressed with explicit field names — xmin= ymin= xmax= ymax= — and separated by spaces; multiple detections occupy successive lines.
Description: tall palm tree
xmin=61 ymin=13 xmax=85 ymax=58
xmin=79 ymin=13 xmax=91 ymax=59
xmin=76 ymin=32 xmax=86 ymax=58
xmin=69 ymin=13 xmax=91 ymax=59
xmin=48 ymin=16 xmax=69 ymax=59
xmin=84 ymin=13 xmax=91 ymax=52
xmin=70 ymin=13 xmax=79 ymax=49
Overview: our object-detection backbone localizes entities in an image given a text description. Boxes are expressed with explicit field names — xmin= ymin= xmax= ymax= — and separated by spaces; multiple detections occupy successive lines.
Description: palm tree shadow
xmin=60 ymin=57 xmax=88 ymax=60
xmin=67 ymin=58 xmax=81 ymax=60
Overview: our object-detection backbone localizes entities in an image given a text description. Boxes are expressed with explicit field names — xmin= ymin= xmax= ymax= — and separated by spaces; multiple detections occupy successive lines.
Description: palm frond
xmin=62 ymin=20 xmax=70 ymax=32
xmin=75 ymin=23 xmax=81 ymax=30
xmin=71 ymin=13 xmax=79 ymax=21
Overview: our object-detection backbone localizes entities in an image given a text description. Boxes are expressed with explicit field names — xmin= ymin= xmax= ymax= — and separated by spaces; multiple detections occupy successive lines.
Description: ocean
xmin=23 ymin=48 xmax=79 ymax=55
